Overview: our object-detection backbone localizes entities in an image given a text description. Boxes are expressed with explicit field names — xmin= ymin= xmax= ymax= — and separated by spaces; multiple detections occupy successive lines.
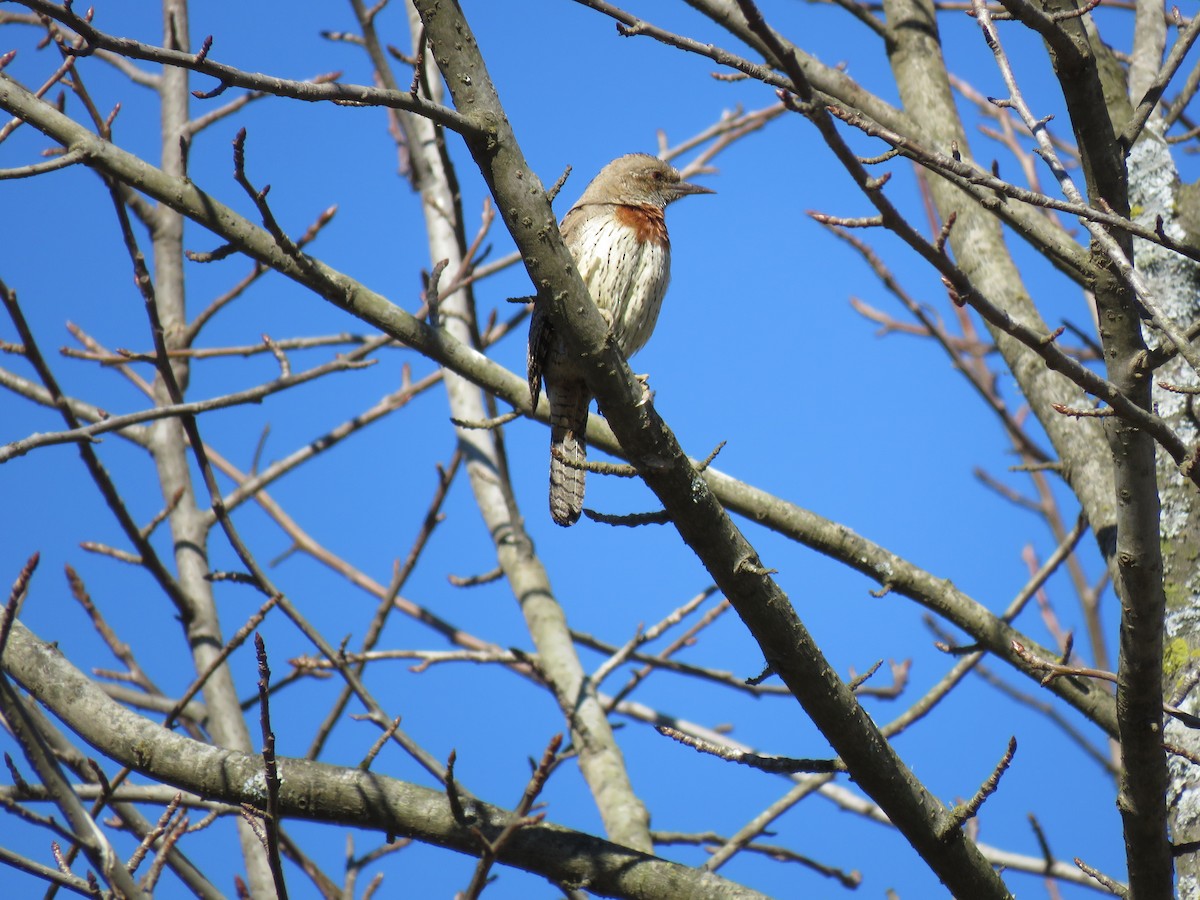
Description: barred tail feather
xmin=548 ymin=380 xmax=590 ymax=527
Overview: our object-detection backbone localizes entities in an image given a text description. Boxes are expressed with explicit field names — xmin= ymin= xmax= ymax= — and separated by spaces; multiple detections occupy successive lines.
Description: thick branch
xmin=412 ymin=1 xmax=1011 ymax=895
xmin=0 ymin=618 xmax=768 ymax=900
xmin=385 ymin=1 xmax=653 ymax=852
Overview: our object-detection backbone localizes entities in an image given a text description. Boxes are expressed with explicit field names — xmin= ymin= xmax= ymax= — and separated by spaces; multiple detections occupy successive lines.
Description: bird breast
xmin=570 ymin=205 xmax=672 ymax=358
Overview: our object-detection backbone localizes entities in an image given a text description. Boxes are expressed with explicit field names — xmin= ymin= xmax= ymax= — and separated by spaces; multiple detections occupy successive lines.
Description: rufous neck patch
xmin=613 ymin=204 xmax=669 ymax=247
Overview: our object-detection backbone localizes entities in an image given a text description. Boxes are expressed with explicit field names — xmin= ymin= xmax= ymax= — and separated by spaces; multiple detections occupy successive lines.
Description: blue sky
xmin=1 ymin=1 xmax=1174 ymax=896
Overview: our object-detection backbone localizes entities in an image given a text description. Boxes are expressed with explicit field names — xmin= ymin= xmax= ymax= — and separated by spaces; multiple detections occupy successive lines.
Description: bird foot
xmin=635 ymin=373 xmax=653 ymax=407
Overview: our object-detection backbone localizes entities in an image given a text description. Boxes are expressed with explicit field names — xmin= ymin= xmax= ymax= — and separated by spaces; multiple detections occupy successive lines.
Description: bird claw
xmin=635 ymin=373 xmax=653 ymax=407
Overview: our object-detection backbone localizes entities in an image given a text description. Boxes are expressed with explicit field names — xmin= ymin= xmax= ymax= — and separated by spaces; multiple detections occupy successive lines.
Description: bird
xmin=528 ymin=153 xmax=714 ymax=527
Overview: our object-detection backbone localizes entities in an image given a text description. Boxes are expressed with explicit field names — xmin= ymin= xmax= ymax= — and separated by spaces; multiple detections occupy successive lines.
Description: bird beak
xmin=674 ymin=180 xmax=715 ymax=197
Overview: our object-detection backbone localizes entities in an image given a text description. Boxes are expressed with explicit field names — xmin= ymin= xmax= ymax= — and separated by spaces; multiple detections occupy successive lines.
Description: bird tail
xmin=548 ymin=380 xmax=590 ymax=527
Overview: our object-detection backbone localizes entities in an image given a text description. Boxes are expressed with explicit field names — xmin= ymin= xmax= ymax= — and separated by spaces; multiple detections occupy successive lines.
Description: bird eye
xmin=651 ymin=170 xmax=664 ymax=181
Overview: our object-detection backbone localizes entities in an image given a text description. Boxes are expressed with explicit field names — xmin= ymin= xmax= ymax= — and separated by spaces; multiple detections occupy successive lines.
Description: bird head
xmin=578 ymin=153 xmax=714 ymax=209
